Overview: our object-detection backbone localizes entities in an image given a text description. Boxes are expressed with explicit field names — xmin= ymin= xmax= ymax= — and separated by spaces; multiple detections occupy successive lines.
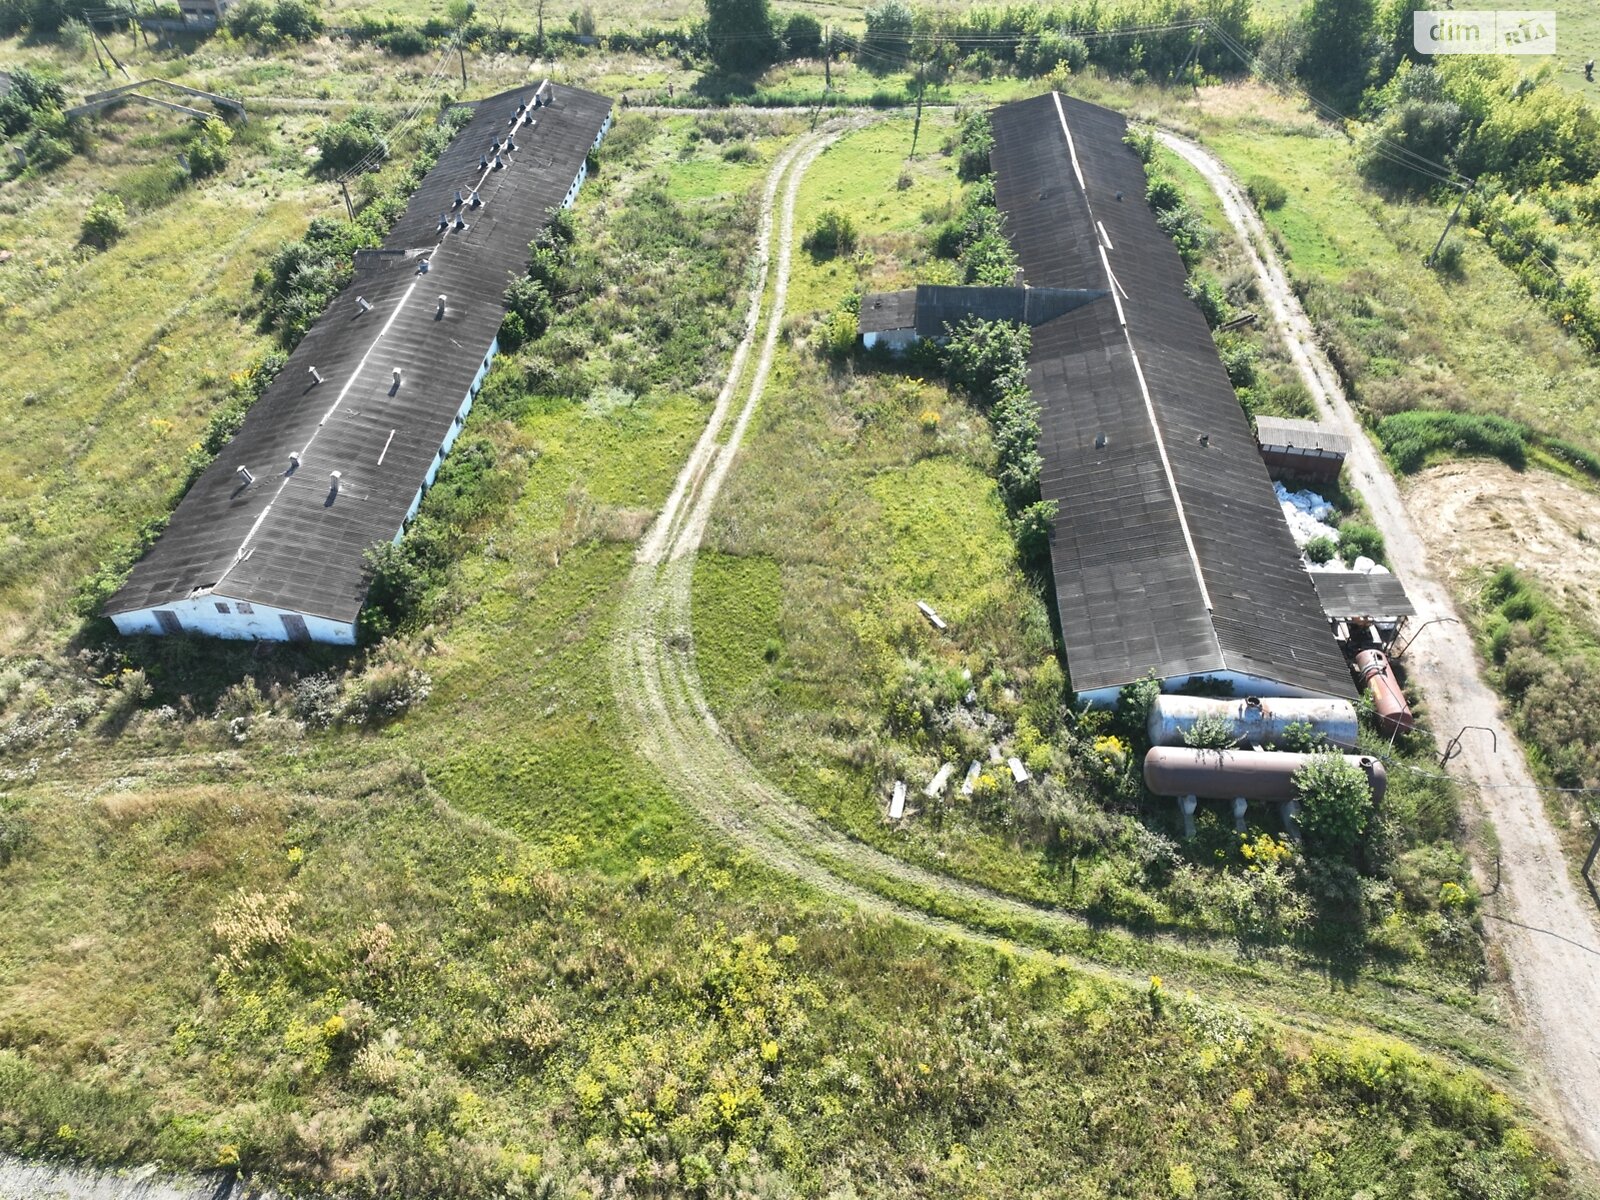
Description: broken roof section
xmin=858 ymin=284 xmax=1109 ymax=337
xmin=106 ymin=83 xmax=612 ymax=626
xmin=989 ymin=92 xmax=1352 ymax=700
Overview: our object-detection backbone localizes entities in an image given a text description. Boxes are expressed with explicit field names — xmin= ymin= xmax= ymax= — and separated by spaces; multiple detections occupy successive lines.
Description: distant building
xmin=858 ymin=283 xmax=1107 ymax=351
xmin=174 ymin=0 xmax=231 ymax=25
xmin=1254 ymin=416 xmax=1350 ymax=485
xmin=989 ymin=93 xmax=1353 ymax=704
xmin=105 ymin=83 xmax=613 ymax=644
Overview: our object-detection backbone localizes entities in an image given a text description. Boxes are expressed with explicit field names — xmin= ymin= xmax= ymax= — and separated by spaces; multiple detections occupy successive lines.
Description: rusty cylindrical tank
xmin=1143 ymin=747 xmax=1387 ymax=805
xmin=1354 ymin=648 xmax=1414 ymax=737
xmin=1146 ymin=695 xmax=1359 ymax=750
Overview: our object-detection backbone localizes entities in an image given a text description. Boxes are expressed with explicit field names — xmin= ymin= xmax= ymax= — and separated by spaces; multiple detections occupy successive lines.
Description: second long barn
xmin=988 ymin=94 xmax=1352 ymax=705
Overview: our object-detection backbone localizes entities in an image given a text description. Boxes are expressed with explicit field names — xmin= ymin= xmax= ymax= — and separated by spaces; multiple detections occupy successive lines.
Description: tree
xmin=704 ymin=0 xmax=780 ymax=74
xmin=1293 ymin=752 xmax=1375 ymax=860
xmin=782 ymin=11 xmax=821 ymax=58
xmin=1299 ymin=0 xmax=1377 ymax=112
xmin=862 ymin=0 xmax=913 ymax=69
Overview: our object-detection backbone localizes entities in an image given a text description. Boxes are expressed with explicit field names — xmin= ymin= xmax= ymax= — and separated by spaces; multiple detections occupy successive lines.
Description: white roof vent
xmin=479 ymin=154 xmax=489 ymax=170
xmin=505 ymin=134 xmax=517 ymax=151
xmin=236 ymin=465 xmax=255 ymax=485
xmin=288 ymin=451 xmax=301 ymax=470
xmin=308 ymin=366 xmax=324 ymax=385
xmin=452 ymin=214 xmax=467 ymax=231
xmin=469 ymin=189 xmax=481 ymax=209
xmin=1094 ymin=432 xmax=1108 ymax=449
xmin=438 ymin=294 xmax=448 ymax=315
xmin=392 ymin=367 xmax=403 ymax=385
xmin=329 ymin=470 xmax=342 ymax=493
xmin=437 ymin=211 xmax=449 ymax=231
xmin=356 ymin=296 xmax=373 ymax=313
xmin=492 ymin=154 xmax=506 ymax=170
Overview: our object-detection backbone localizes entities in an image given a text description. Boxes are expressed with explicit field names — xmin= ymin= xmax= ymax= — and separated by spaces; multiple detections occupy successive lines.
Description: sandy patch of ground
xmin=1405 ymin=460 xmax=1600 ymax=625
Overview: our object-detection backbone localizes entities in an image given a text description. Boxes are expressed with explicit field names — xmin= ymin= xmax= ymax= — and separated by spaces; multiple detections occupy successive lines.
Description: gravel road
xmin=1158 ymin=129 xmax=1600 ymax=1162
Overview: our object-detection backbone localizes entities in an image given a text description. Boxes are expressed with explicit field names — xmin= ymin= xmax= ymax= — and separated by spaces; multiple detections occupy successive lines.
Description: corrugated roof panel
xmin=990 ymin=92 xmax=1352 ymax=699
xmin=108 ymin=84 xmax=612 ymax=624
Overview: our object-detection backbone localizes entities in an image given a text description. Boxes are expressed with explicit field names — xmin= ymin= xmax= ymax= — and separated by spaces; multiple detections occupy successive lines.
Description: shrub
xmin=956 ymin=110 xmax=994 ymax=182
xmin=1013 ymin=500 xmax=1056 ymax=565
xmin=382 ymin=25 xmax=429 ymax=54
xmin=1430 ymin=236 xmax=1465 ymax=279
xmin=1294 ymin=752 xmax=1374 ymax=861
xmin=862 ymin=0 xmax=913 ymax=69
xmin=1245 ymin=175 xmax=1288 ymax=210
xmin=939 ymin=317 xmax=1029 ymax=407
xmin=0 ymin=66 xmax=64 ymax=136
xmin=186 ymin=117 xmax=233 ymax=179
xmin=1181 ymin=711 xmax=1238 ymax=749
xmin=1213 ymin=331 xmax=1259 ymax=389
xmin=1336 ymin=522 xmax=1385 ymax=565
xmin=316 ymin=108 xmax=386 ymax=176
xmin=1184 ymin=272 xmax=1230 ymax=329
xmin=825 ymin=306 xmax=858 ymax=357
xmin=1122 ymin=127 xmax=1156 ymax=164
xmin=704 ymin=0 xmax=780 ymax=73
xmin=804 ymin=207 xmax=857 ymax=258
xmin=81 ymin=193 xmax=128 ymax=248
xmin=1304 ymin=535 xmax=1338 ymax=565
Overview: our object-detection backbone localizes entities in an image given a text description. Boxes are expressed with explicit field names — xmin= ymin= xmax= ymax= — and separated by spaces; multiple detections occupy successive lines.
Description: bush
xmin=1213 ymin=331 xmax=1259 ymax=389
xmin=1245 ymin=175 xmax=1288 ymax=210
xmin=1013 ymin=500 xmax=1056 ymax=565
xmin=939 ymin=317 xmax=1029 ymax=407
xmin=804 ymin=207 xmax=857 ymax=258
xmin=862 ymin=0 xmax=913 ymax=69
xmin=186 ymin=117 xmax=233 ymax=179
xmin=1304 ymin=535 xmax=1338 ymax=565
xmin=1294 ymin=752 xmax=1375 ymax=861
xmin=0 ymin=66 xmax=64 ymax=136
xmin=956 ymin=110 xmax=994 ymax=182
xmin=316 ymin=108 xmax=386 ymax=176
xmin=825 ymin=306 xmax=858 ymax=357
xmin=1336 ymin=522 xmax=1385 ymax=565
xmin=382 ymin=26 xmax=429 ymax=54
xmin=1184 ymin=272 xmax=1230 ymax=329
xmin=1181 ymin=711 xmax=1238 ymax=749
xmin=704 ymin=0 xmax=780 ymax=74
xmin=81 ymin=193 xmax=128 ymax=248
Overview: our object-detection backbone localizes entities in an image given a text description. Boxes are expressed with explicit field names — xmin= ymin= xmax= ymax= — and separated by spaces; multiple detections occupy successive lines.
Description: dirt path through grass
xmin=1159 ymin=129 xmax=1600 ymax=1162
xmin=608 ymin=117 xmax=1539 ymax=1080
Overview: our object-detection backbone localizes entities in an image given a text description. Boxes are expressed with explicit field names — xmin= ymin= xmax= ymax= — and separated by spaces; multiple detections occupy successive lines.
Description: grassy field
xmin=0 ymin=24 xmax=1597 ymax=1197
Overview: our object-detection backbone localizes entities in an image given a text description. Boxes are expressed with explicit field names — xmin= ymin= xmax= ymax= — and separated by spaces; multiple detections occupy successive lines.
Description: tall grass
xmin=1376 ymin=410 xmax=1530 ymax=473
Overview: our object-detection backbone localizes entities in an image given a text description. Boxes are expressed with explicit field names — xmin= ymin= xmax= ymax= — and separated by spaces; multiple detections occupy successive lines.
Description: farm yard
xmin=3 ymin=0 xmax=1600 ymax=1196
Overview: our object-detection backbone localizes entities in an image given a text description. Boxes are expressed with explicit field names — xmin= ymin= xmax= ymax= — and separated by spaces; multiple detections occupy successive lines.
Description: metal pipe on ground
xmin=1143 ymin=746 xmax=1387 ymax=806
xmin=1146 ymin=694 xmax=1359 ymax=749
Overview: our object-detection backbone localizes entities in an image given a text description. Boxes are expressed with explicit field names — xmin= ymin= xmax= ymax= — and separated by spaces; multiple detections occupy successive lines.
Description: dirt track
xmin=1159 ymin=129 xmax=1600 ymax=1162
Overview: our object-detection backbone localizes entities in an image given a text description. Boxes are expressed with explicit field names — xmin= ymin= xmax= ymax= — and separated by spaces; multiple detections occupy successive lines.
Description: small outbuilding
xmin=1311 ymin=569 xmax=1415 ymax=652
xmin=1255 ymin=416 xmax=1350 ymax=485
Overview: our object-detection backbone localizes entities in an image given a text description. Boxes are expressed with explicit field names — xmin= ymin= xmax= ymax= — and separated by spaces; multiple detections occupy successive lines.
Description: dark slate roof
xmin=1255 ymin=415 xmax=1352 ymax=456
xmin=989 ymin=92 xmax=1352 ymax=699
xmin=860 ymin=288 xmax=917 ymax=333
xmin=859 ymin=284 xmax=1108 ymax=336
xmin=1311 ymin=571 xmax=1416 ymax=620
xmin=107 ymin=83 xmax=611 ymax=624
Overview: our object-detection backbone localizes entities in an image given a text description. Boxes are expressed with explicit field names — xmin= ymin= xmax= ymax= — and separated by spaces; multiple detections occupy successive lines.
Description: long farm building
xmin=987 ymin=94 xmax=1353 ymax=704
xmin=105 ymin=82 xmax=612 ymax=644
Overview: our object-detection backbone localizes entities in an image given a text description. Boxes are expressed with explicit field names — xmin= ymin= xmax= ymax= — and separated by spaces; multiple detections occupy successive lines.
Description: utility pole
xmin=340 ymin=179 xmax=355 ymax=221
xmin=1427 ymin=182 xmax=1471 ymax=267
xmin=457 ymin=38 xmax=468 ymax=90
xmin=823 ymin=24 xmax=831 ymax=91
xmin=910 ymin=71 xmax=925 ymax=157
xmin=536 ymin=0 xmax=545 ymax=54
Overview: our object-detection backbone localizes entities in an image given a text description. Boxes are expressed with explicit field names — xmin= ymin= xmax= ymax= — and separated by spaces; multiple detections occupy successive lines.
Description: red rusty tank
xmin=1355 ymin=648 xmax=1413 ymax=736
xmin=1143 ymin=747 xmax=1387 ymax=805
